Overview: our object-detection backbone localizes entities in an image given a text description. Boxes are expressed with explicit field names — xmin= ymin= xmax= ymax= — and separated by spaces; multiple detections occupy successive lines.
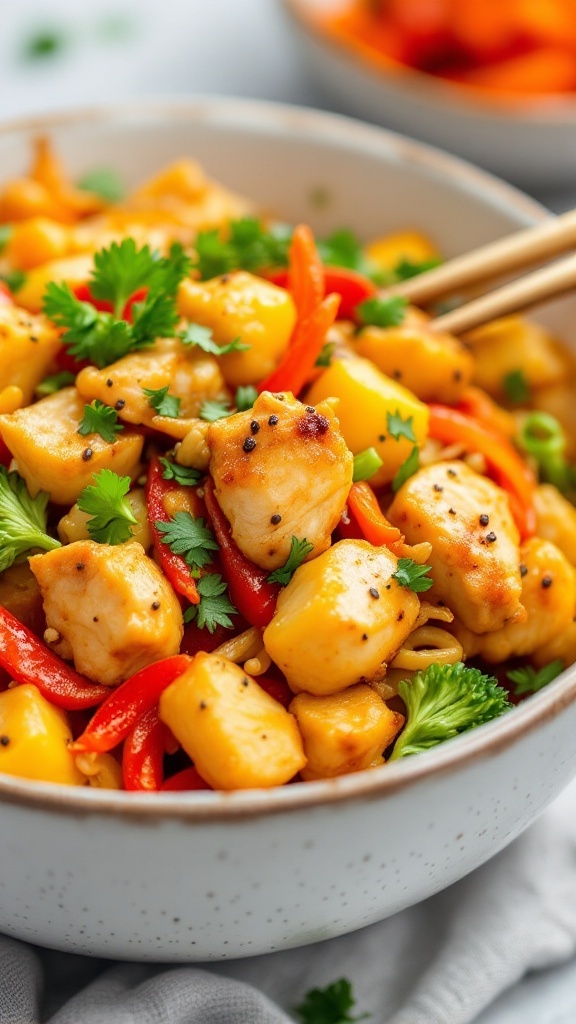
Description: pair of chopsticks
xmin=382 ymin=209 xmax=576 ymax=335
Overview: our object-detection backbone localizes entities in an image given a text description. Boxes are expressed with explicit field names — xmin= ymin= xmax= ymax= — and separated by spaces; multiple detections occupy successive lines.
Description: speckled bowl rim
xmin=0 ymin=94 xmax=574 ymax=821
xmin=283 ymin=0 xmax=576 ymax=121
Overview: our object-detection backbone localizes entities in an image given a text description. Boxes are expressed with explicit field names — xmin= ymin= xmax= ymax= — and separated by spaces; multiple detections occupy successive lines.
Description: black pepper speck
xmin=433 ymin=484 xmax=443 ymax=492
xmin=369 ymin=587 xmax=380 ymax=599
xmin=271 ymin=514 xmax=282 ymax=524
xmin=250 ymin=420 xmax=260 ymax=435
xmin=106 ymin=379 xmax=113 ymax=387
xmin=76 ymin=563 xmax=85 ymax=572
xmin=0 ymin=736 xmax=10 ymax=747
xmin=448 ymin=507 xmax=456 ymax=515
xmin=82 ymin=448 xmax=93 ymax=462
xmin=485 ymin=532 xmax=497 ymax=544
xmin=151 ymin=601 xmax=161 ymax=610
xmin=520 ymin=564 xmax=528 ymax=577
xmin=268 ymin=415 xmax=279 ymax=426
xmin=542 ymin=575 xmax=553 ymax=589
xmin=115 ymin=399 xmax=126 ymax=411
xmin=479 ymin=514 xmax=490 ymax=526
xmin=243 ymin=437 xmax=257 ymax=453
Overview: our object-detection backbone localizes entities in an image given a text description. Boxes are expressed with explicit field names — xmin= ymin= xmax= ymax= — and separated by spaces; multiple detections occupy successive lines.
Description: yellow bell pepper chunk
xmin=365 ymin=230 xmax=440 ymax=273
xmin=5 ymin=217 xmax=71 ymax=271
xmin=159 ymin=652 xmax=306 ymax=790
xmin=306 ymin=355 xmax=429 ymax=485
xmin=178 ymin=271 xmax=296 ymax=387
xmin=15 ymin=253 xmax=94 ymax=312
xmin=0 ymin=684 xmax=85 ymax=786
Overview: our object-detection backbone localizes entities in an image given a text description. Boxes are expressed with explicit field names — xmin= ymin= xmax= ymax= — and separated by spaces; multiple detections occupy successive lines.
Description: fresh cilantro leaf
xmin=77 ymin=167 xmax=125 ymax=203
xmin=23 ymin=30 xmax=67 ymax=61
xmin=179 ymin=322 xmax=249 ymax=356
xmin=155 ymin=512 xmax=219 ymax=572
xmin=193 ymin=229 xmax=234 ymax=280
xmin=158 ymin=458 xmax=202 ymax=486
xmin=0 ymin=269 xmax=26 ymax=293
xmin=143 ymin=386 xmax=181 ymax=419
xmin=392 ymin=446 xmax=420 ymax=492
xmin=267 ymin=536 xmax=314 ymax=586
xmin=235 ymin=385 xmax=258 ymax=411
xmin=506 ymin=659 xmax=564 ymax=696
xmin=199 ymin=400 xmax=233 ymax=423
xmin=392 ymin=557 xmax=433 ymax=593
xmin=183 ymin=573 xmax=238 ymax=633
xmin=35 ymin=370 xmax=76 ymax=397
xmin=42 ymin=282 xmax=136 ymax=367
xmin=0 ymin=225 xmax=12 ymax=254
xmin=315 ymin=342 xmax=336 ymax=368
xmin=387 ymin=409 xmax=416 ymax=443
xmin=394 ymin=256 xmax=441 ymax=281
xmin=357 ymin=295 xmax=407 ymax=328
xmin=77 ymin=469 xmax=138 ymax=545
xmin=317 ymin=228 xmax=384 ymax=283
xmin=90 ymin=239 xmax=159 ymax=317
xmin=193 ymin=218 xmax=292 ymax=280
xmin=503 ymin=368 xmax=531 ymax=405
xmin=295 ymin=978 xmax=369 ymax=1024
xmin=130 ymin=289 xmax=179 ymax=346
xmin=0 ymin=467 xmax=61 ymax=572
xmin=77 ymin=401 xmax=124 ymax=443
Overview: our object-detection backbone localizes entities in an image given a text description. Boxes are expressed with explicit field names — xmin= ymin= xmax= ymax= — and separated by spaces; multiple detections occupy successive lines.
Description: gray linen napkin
xmin=2 ymin=779 xmax=576 ymax=1024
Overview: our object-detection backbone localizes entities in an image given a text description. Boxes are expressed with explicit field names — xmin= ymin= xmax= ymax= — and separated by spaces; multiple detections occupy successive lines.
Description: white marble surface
xmin=2 ymin=1 xmax=576 ymax=1019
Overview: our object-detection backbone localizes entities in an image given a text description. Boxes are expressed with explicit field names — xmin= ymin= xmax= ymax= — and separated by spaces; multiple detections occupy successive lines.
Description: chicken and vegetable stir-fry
xmin=0 ymin=140 xmax=574 ymax=792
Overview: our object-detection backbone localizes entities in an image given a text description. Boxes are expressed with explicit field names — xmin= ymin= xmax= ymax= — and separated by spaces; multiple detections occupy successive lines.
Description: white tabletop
xmin=2 ymin=1 xmax=576 ymax=1019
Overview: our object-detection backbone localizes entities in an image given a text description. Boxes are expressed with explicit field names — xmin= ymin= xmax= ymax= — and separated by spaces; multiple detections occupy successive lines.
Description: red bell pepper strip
xmin=145 ymin=455 xmax=200 ymax=605
xmin=266 ymin=265 xmax=376 ymax=321
xmin=70 ymin=653 xmax=193 ymax=754
xmin=204 ymin=478 xmax=280 ymax=628
xmin=0 ymin=436 xmax=12 ymax=468
xmin=255 ymin=674 xmax=293 ymax=709
xmin=427 ymin=404 xmax=536 ymax=539
xmin=346 ymin=482 xmax=404 ymax=547
xmin=161 ymin=766 xmax=212 ymax=791
xmin=287 ymin=224 xmax=325 ymax=322
xmin=122 ymin=706 xmax=165 ymax=791
xmin=257 ymin=292 xmax=341 ymax=396
xmin=0 ymin=605 xmax=109 ymax=710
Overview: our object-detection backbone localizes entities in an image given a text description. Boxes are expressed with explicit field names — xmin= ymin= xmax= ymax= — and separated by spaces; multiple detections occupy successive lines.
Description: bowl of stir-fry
xmin=283 ymin=0 xmax=576 ymax=186
xmin=0 ymin=97 xmax=575 ymax=960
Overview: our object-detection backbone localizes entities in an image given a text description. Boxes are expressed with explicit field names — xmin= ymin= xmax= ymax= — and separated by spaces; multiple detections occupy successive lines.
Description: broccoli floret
xmin=0 ymin=466 xmax=61 ymax=572
xmin=389 ymin=661 xmax=511 ymax=761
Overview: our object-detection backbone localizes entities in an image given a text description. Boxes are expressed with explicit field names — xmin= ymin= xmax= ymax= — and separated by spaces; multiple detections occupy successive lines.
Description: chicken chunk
xmin=263 ymin=538 xmax=421 ymax=695
xmin=451 ymin=538 xmax=576 ymax=663
xmin=534 ymin=484 xmax=576 ymax=566
xmin=354 ymin=307 xmax=473 ymax=404
xmin=75 ymin=338 xmax=227 ymax=432
xmin=466 ymin=316 xmax=568 ymax=400
xmin=208 ymin=391 xmax=353 ymax=570
xmin=29 ymin=541 xmax=183 ymax=685
xmin=0 ymin=387 xmax=144 ymax=505
xmin=387 ymin=461 xmax=524 ymax=633
xmin=0 ymin=303 xmax=61 ymax=405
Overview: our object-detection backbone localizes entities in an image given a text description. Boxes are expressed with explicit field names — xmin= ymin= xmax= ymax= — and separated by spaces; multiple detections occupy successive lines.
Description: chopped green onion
xmin=352 ymin=447 xmax=383 ymax=482
xmin=517 ymin=411 xmax=575 ymax=493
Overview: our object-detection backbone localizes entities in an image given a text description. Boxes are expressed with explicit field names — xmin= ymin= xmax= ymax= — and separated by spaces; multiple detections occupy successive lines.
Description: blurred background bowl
xmin=282 ymin=0 xmax=576 ymax=189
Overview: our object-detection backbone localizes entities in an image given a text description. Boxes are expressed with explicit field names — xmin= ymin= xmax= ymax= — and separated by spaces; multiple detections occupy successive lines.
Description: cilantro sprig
xmin=0 ymin=467 xmax=61 ymax=572
xmin=503 ymin=368 xmax=531 ymax=405
xmin=392 ymin=557 xmax=433 ymax=593
xmin=357 ymin=295 xmax=407 ymax=328
xmin=392 ymin=446 xmax=420 ymax=492
xmin=268 ymin=536 xmax=314 ymax=586
xmin=155 ymin=512 xmax=219 ymax=572
xmin=78 ymin=401 xmax=124 ymax=443
xmin=179 ymin=322 xmax=249 ymax=356
xmin=387 ymin=410 xmax=416 ymax=443
xmin=199 ymin=399 xmax=234 ymax=423
xmin=158 ymin=458 xmax=202 ymax=487
xmin=506 ymin=659 xmax=564 ymax=696
xmin=143 ymin=386 xmax=181 ymax=419
xmin=234 ymin=385 xmax=258 ymax=412
xmin=35 ymin=370 xmax=76 ymax=397
xmin=77 ymin=470 xmax=138 ymax=545
xmin=183 ymin=574 xmax=238 ymax=633
xmin=296 ymin=978 xmax=369 ymax=1024
xmin=193 ymin=218 xmax=292 ymax=280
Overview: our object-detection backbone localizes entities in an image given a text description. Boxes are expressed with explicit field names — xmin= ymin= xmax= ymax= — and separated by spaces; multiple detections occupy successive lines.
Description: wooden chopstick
xmin=432 ymin=251 xmax=576 ymax=335
xmin=384 ymin=208 xmax=576 ymax=306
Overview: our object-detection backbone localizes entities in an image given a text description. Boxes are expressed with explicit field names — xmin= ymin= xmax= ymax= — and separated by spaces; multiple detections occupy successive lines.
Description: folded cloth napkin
xmin=3 ymin=779 xmax=576 ymax=1024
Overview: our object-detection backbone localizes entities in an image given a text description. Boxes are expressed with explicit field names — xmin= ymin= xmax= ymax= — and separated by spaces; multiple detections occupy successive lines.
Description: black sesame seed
xmin=76 ymin=563 xmax=85 ymax=571
xmin=106 ymin=379 xmax=113 ymax=387
xmin=151 ymin=601 xmax=161 ymax=610
xmin=485 ymin=532 xmax=497 ymax=544
xmin=199 ymin=701 xmax=207 ymax=710
xmin=271 ymin=514 xmax=282 ymax=525
xmin=242 ymin=677 xmax=249 ymax=687
xmin=369 ymin=587 xmax=380 ymax=599
xmin=479 ymin=514 xmax=490 ymax=526
xmin=385 ymin=584 xmax=391 ymax=590
xmin=268 ymin=415 xmax=279 ymax=426
xmin=0 ymin=736 xmax=10 ymax=747
xmin=250 ymin=420 xmax=260 ymax=434
xmin=243 ymin=437 xmax=257 ymax=453
xmin=541 ymin=575 xmax=553 ymax=589
xmin=93 ymin=616 xmax=99 ymax=623
xmin=115 ymin=399 xmax=126 ymax=411
xmin=378 ymin=434 xmax=386 ymax=442
xmin=519 ymin=564 xmax=528 ymax=577
xmin=82 ymin=448 xmax=93 ymax=462
xmin=433 ymin=484 xmax=443 ymax=492
xmin=361 ymin=633 xmax=368 ymax=641
xmin=305 ymin=405 xmax=315 ymax=413
xmin=448 ymin=507 xmax=456 ymax=515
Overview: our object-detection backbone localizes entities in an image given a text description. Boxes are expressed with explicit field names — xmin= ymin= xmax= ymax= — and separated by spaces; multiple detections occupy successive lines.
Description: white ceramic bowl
xmin=1 ymin=97 xmax=576 ymax=962
xmin=282 ymin=0 xmax=576 ymax=188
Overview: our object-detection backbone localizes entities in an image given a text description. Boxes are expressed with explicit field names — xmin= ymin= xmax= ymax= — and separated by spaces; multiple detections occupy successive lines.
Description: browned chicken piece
xmin=451 ymin=538 xmax=576 ymax=662
xmin=0 ymin=562 xmax=44 ymax=634
xmin=29 ymin=541 xmax=183 ymax=686
xmin=534 ymin=484 xmax=576 ymax=566
xmin=387 ymin=460 xmax=524 ymax=634
xmin=533 ymin=613 xmax=576 ymax=670
xmin=208 ymin=391 xmax=354 ymax=570
xmin=75 ymin=338 xmax=228 ymax=430
xmin=0 ymin=303 xmax=61 ymax=405
xmin=354 ymin=306 xmax=473 ymax=404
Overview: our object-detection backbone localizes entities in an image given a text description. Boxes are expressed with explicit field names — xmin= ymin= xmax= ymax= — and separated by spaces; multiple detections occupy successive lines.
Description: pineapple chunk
xmin=365 ymin=230 xmax=440 ymax=273
xmin=263 ymin=539 xmax=421 ymax=696
xmin=0 ymin=683 xmax=85 ymax=785
xmin=178 ymin=271 xmax=296 ymax=387
xmin=306 ymin=355 xmax=428 ymax=486
xmin=290 ymin=684 xmax=404 ymax=781
xmin=29 ymin=541 xmax=183 ymax=686
xmin=15 ymin=253 xmax=94 ymax=312
xmin=75 ymin=338 xmax=227 ymax=430
xmin=159 ymin=653 xmax=306 ymax=790
xmin=0 ymin=387 xmax=144 ymax=505
xmin=466 ymin=316 xmax=567 ymax=399
xmin=0 ymin=303 xmax=61 ymax=404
